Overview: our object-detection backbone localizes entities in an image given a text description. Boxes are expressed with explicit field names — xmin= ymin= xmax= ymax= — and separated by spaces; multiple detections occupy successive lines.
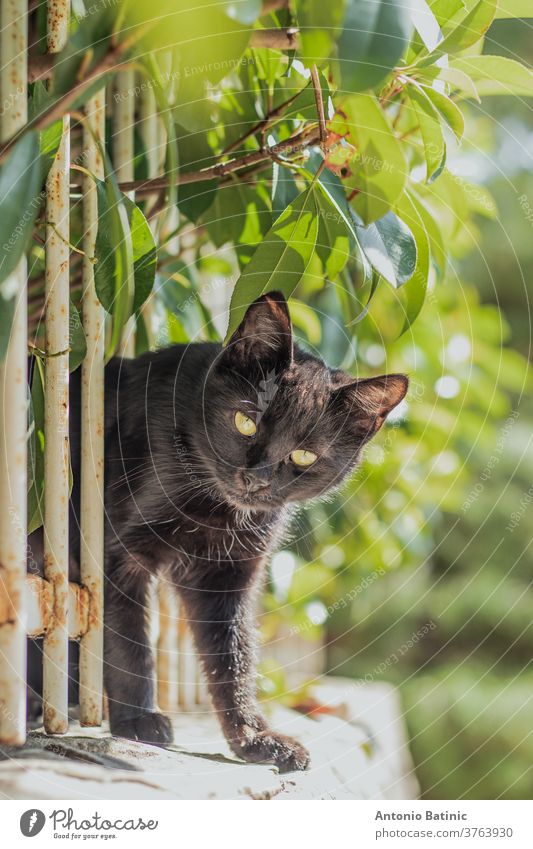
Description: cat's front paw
xmin=234 ymin=728 xmax=310 ymax=773
xmin=110 ymin=710 xmax=174 ymax=746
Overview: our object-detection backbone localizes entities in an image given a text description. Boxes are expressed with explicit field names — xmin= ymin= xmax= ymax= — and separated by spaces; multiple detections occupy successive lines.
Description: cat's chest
xmin=149 ymin=512 xmax=281 ymax=567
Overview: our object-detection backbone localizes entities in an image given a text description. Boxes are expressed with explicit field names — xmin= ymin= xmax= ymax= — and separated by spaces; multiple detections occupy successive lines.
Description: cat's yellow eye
xmin=290 ymin=449 xmax=317 ymax=468
xmin=235 ymin=411 xmax=257 ymax=437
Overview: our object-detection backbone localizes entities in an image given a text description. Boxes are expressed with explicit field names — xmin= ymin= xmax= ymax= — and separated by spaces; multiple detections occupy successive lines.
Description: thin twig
xmin=222 ymin=86 xmax=313 ymax=155
xmin=250 ymin=28 xmax=299 ymax=50
xmin=311 ymin=64 xmax=327 ymax=153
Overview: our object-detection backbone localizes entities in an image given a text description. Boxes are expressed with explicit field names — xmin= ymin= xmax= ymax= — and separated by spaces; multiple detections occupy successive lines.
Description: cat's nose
xmin=242 ymin=465 xmax=271 ymax=493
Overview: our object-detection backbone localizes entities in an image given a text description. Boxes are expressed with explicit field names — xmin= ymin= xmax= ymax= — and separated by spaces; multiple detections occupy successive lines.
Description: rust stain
xmin=70 ymin=584 xmax=90 ymax=638
xmin=79 ymin=693 xmax=102 ymax=727
xmin=85 ymin=585 xmax=102 ymax=632
xmin=43 ymin=704 xmax=67 ymax=734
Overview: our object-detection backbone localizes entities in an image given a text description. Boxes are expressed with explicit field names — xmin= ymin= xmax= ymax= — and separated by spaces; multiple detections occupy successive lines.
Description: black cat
xmin=29 ymin=291 xmax=408 ymax=772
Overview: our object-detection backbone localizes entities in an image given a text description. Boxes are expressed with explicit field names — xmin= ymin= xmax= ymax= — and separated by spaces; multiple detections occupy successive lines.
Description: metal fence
xmin=0 ymin=0 xmax=207 ymax=747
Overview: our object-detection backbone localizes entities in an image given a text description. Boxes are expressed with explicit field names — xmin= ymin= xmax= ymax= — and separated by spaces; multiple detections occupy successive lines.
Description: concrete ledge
xmin=0 ymin=680 xmax=418 ymax=800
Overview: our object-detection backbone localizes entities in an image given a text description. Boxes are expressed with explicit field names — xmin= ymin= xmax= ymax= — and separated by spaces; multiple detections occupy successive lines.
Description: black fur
xmin=28 ymin=292 xmax=407 ymax=772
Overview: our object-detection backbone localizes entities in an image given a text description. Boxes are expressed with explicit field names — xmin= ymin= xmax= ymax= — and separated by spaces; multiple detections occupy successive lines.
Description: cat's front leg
xmin=179 ymin=563 xmax=310 ymax=773
xmin=104 ymin=559 xmax=173 ymax=745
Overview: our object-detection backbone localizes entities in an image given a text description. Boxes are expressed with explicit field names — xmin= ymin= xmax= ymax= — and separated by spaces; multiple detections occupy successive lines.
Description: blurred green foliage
xmin=261 ymin=17 xmax=533 ymax=801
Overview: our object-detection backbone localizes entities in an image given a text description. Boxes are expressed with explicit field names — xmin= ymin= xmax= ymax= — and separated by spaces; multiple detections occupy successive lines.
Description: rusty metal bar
xmin=0 ymin=0 xmax=29 ymax=747
xmin=0 ymin=575 xmax=89 ymax=641
xmin=79 ymin=90 xmax=105 ymax=727
xmin=25 ymin=576 xmax=89 ymax=640
xmin=42 ymin=0 xmax=71 ymax=736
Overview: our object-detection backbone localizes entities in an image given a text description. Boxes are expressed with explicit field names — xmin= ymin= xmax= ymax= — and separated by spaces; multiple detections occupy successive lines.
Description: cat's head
xmin=195 ymin=292 xmax=408 ymax=513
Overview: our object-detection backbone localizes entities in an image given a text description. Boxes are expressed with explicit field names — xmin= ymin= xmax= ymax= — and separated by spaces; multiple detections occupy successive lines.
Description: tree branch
xmin=25 ymin=28 xmax=300 ymax=86
xmin=250 ymin=28 xmax=299 ymax=50
xmin=111 ymin=125 xmax=321 ymax=197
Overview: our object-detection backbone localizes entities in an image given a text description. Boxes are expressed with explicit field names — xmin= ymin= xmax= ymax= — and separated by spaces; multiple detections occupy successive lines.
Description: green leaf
xmin=94 ymin=180 xmax=156 ymax=327
xmin=394 ymin=192 xmax=430 ymax=331
xmin=175 ymin=122 xmax=219 ymax=222
xmin=434 ymin=66 xmax=480 ymax=101
xmin=29 ymin=81 xmax=63 ymax=182
xmin=39 ymin=120 xmax=63 ymax=182
xmin=304 ymin=156 xmax=373 ymax=282
xmin=494 ymin=0 xmax=533 ymax=18
xmin=416 ymin=168 xmax=496 ymax=246
xmin=407 ymin=189 xmax=447 ymax=276
xmin=352 ymin=210 xmax=417 ymax=288
xmin=179 ymin=179 xmax=219 ymax=223
xmin=295 ymin=0 xmax=345 ymax=66
xmin=343 ymin=268 xmax=380 ymax=327
xmin=203 ymin=186 xmax=244 ymax=248
xmin=335 ymin=94 xmax=408 ymax=224
xmin=406 ymin=83 xmax=446 ymax=182
xmin=337 ymin=0 xmax=413 ymax=92
xmin=422 ymin=0 xmax=497 ymax=60
xmin=28 ymin=79 xmax=53 ymax=122
xmin=94 ymin=177 xmax=135 ymax=358
xmin=272 ymin=162 xmax=299 ymax=222
xmin=225 ymin=186 xmax=319 ymax=341
xmin=288 ymin=298 xmax=322 ymax=345
xmin=156 ymin=273 xmax=203 ymax=341
xmin=27 ymin=356 xmax=45 ymax=534
xmin=124 ymin=197 xmax=158 ymax=312
xmin=451 ymin=55 xmax=533 ymax=97
xmin=419 ymin=84 xmax=465 ymax=141
xmin=0 ymin=132 xmax=42 ymax=286
xmin=69 ymin=299 xmax=87 ymax=372
xmin=204 ymin=181 xmax=271 ymax=254
xmin=427 ymin=0 xmax=467 ymax=27
xmin=127 ymin=0 xmax=251 ymax=90
xmin=315 ymin=184 xmax=351 ymax=280
xmin=135 ymin=308 xmax=151 ymax=356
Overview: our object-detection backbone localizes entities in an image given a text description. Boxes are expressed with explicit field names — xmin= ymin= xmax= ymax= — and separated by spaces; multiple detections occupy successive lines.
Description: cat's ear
xmin=331 ymin=373 xmax=408 ymax=440
xmin=224 ymin=291 xmax=293 ymax=368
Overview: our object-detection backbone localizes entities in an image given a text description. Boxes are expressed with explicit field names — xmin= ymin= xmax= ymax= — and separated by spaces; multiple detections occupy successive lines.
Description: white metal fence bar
xmin=177 ymin=608 xmax=198 ymax=709
xmin=156 ymin=581 xmax=179 ymax=712
xmin=0 ymin=14 xmax=217 ymax=742
xmin=42 ymin=0 xmax=71 ymax=736
xmin=0 ymin=0 xmax=29 ymax=747
xmin=79 ymin=90 xmax=105 ymax=727
xmin=113 ymin=69 xmax=136 ymax=358
xmin=137 ymin=83 xmax=160 ymax=341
